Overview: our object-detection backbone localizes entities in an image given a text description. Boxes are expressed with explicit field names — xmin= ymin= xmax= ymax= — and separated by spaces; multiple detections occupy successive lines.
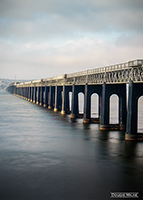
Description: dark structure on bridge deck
xmin=6 ymin=59 xmax=143 ymax=141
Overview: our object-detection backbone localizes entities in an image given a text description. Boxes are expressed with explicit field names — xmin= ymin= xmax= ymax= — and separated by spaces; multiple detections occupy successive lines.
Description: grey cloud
xmin=0 ymin=0 xmax=143 ymax=79
xmin=116 ymin=33 xmax=143 ymax=47
xmin=1 ymin=36 xmax=143 ymax=79
xmin=0 ymin=0 xmax=143 ymax=42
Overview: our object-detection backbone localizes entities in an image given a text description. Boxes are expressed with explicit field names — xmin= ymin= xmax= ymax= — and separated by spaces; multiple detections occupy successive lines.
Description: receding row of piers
xmin=6 ymin=81 xmax=143 ymax=140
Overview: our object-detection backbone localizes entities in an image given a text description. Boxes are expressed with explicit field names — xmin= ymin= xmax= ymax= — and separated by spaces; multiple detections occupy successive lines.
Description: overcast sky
xmin=0 ymin=0 xmax=143 ymax=79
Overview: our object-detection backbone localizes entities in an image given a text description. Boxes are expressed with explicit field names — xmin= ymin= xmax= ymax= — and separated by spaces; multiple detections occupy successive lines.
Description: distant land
xmin=0 ymin=78 xmax=33 ymax=90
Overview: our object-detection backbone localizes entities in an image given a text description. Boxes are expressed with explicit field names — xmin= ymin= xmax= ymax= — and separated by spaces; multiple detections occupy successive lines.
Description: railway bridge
xmin=6 ymin=59 xmax=143 ymax=140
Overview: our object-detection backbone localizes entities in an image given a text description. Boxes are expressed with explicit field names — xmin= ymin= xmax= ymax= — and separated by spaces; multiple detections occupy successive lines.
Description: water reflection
xmin=96 ymin=131 xmax=143 ymax=196
xmin=0 ymin=91 xmax=143 ymax=200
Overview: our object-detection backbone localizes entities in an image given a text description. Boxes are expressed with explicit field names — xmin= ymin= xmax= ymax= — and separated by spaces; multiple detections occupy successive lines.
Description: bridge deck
xmin=12 ymin=59 xmax=143 ymax=87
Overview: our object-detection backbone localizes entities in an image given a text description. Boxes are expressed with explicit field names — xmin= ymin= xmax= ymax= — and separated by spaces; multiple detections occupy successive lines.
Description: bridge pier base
xmin=54 ymin=86 xmax=58 ymax=112
xmin=83 ymin=84 xmax=102 ymax=124
xmin=33 ymin=87 xmax=37 ymax=103
xmin=61 ymin=85 xmax=71 ymax=115
xmin=39 ymin=86 xmax=44 ymax=106
xmin=43 ymin=86 xmax=49 ymax=107
xmin=25 ymin=87 xmax=28 ymax=100
xmin=70 ymin=85 xmax=79 ymax=119
xmin=54 ymin=86 xmax=62 ymax=112
xmin=83 ymin=84 xmax=90 ymax=123
xmin=36 ymin=87 xmax=40 ymax=105
xmin=28 ymin=87 xmax=31 ymax=101
xmin=100 ymin=83 xmax=126 ymax=131
xmin=48 ymin=86 xmax=52 ymax=109
xmin=23 ymin=88 xmax=25 ymax=99
xmin=30 ymin=87 xmax=33 ymax=102
xmin=70 ymin=85 xmax=85 ymax=119
xmin=125 ymin=81 xmax=143 ymax=140
xmin=48 ymin=86 xmax=55 ymax=110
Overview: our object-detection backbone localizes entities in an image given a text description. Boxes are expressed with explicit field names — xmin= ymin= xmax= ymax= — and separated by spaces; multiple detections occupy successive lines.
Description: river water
xmin=0 ymin=90 xmax=143 ymax=200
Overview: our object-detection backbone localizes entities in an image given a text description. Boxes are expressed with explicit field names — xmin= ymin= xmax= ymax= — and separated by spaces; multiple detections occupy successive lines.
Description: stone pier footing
xmin=48 ymin=106 xmax=52 ymax=110
xmin=54 ymin=108 xmax=58 ymax=112
xmin=100 ymin=124 xmax=126 ymax=131
xmin=125 ymin=133 xmax=143 ymax=141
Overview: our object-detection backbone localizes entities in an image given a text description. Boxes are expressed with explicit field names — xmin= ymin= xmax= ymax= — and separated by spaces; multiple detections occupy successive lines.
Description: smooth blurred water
xmin=0 ymin=90 xmax=143 ymax=200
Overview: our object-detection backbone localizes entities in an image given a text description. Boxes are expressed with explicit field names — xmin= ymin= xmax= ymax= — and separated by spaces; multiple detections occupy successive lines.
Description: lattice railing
xmin=15 ymin=59 xmax=143 ymax=87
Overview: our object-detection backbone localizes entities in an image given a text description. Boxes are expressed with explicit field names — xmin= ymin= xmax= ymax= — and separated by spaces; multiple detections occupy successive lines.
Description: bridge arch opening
xmin=109 ymin=94 xmax=119 ymax=124
xmin=138 ymin=96 xmax=143 ymax=133
xmin=78 ymin=92 xmax=84 ymax=114
xmin=91 ymin=93 xmax=99 ymax=118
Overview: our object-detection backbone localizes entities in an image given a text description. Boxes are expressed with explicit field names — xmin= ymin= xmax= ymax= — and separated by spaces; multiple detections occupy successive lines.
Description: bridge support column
xmin=22 ymin=87 xmax=24 ymax=98
xmin=20 ymin=88 xmax=22 ymax=97
xmin=99 ymin=96 xmax=101 ymax=119
xmin=66 ymin=92 xmax=70 ymax=114
xmin=21 ymin=87 xmax=24 ymax=98
xmin=71 ymin=85 xmax=79 ymax=119
xmin=43 ymin=86 xmax=49 ymax=107
xmin=125 ymin=81 xmax=143 ymax=140
xmin=20 ymin=87 xmax=22 ymax=98
xmin=13 ymin=87 xmax=16 ymax=95
xmin=28 ymin=87 xmax=31 ymax=101
xmin=61 ymin=85 xmax=70 ymax=115
xmin=100 ymin=83 xmax=126 ymax=131
xmin=23 ymin=87 xmax=26 ymax=99
xmin=30 ymin=87 xmax=33 ymax=102
xmin=39 ymin=86 xmax=44 ymax=106
xmin=36 ymin=87 xmax=40 ymax=105
xmin=54 ymin=85 xmax=58 ymax=112
xmin=33 ymin=87 xmax=37 ymax=103
xmin=83 ymin=84 xmax=102 ymax=124
xmin=18 ymin=88 xmax=20 ymax=97
xmin=54 ymin=86 xmax=62 ymax=112
xmin=17 ymin=88 xmax=19 ymax=97
xmin=83 ymin=84 xmax=90 ymax=123
xmin=19 ymin=88 xmax=21 ymax=97
xmin=16 ymin=87 xmax=18 ymax=96
xmin=25 ymin=87 xmax=28 ymax=100
xmin=48 ymin=86 xmax=52 ymax=109
xmin=48 ymin=86 xmax=55 ymax=109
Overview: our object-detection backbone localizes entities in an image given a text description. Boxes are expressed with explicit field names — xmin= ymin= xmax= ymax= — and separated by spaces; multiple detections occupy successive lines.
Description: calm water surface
xmin=0 ymin=90 xmax=143 ymax=200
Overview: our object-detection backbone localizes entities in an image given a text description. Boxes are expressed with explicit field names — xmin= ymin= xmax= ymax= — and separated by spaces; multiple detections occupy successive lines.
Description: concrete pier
xmin=30 ymin=87 xmax=34 ymax=102
xmin=36 ymin=87 xmax=40 ymax=105
xmin=83 ymin=84 xmax=102 ymax=124
xmin=61 ymin=85 xmax=72 ymax=115
xmin=100 ymin=83 xmax=126 ymax=131
xmin=39 ymin=86 xmax=44 ymax=106
xmin=48 ymin=86 xmax=55 ymax=109
xmin=54 ymin=86 xmax=62 ymax=112
xmin=43 ymin=86 xmax=49 ymax=107
xmin=33 ymin=87 xmax=37 ymax=103
xmin=125 ymin=81 xmax=143 ymax=140
xmin=71 ymin=85 xmax=84 ymax=119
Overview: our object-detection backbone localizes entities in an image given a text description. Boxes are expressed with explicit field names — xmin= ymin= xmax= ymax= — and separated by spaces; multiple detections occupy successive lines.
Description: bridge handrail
xmin=66 ymin=62 xmax=129 ymax=78
xmin=67 ymin=59 xmax=142 ymax=78
xmin=8 ymin=59 xmax=143 ymax=87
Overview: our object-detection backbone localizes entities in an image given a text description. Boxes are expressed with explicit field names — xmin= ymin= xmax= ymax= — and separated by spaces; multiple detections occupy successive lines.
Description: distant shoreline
xmin=0 ymin=78 xmax=32 ymax=90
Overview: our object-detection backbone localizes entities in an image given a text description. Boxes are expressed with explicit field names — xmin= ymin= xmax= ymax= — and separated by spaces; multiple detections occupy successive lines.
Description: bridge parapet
xmin=13 ymin=59 xmax=143 ymax=87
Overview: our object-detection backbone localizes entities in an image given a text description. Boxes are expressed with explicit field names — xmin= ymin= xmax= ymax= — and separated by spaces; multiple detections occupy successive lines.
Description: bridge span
xmin=6 ymin=59 xmax=143 ymax=140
